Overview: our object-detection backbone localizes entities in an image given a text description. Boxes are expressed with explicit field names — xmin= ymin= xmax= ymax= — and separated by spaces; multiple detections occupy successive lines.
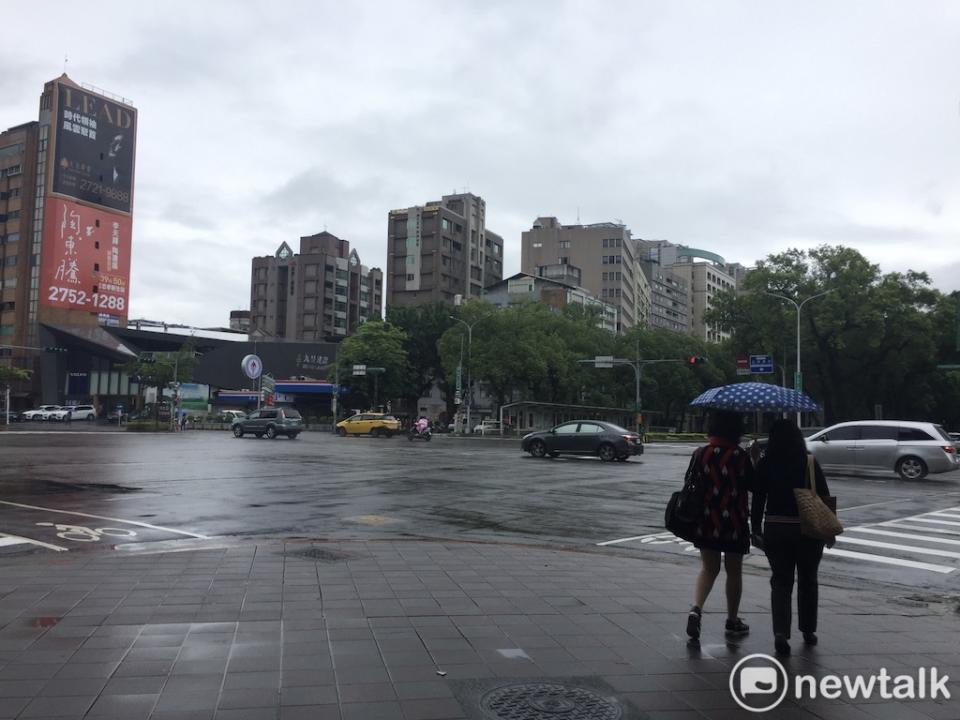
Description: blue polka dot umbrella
xmin=689 ymin=382 xmax=821 ymax=412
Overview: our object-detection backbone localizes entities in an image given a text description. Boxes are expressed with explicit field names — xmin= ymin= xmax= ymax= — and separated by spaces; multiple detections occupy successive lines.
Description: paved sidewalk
xmin=0 ymin=540 xmax=957 ymax=720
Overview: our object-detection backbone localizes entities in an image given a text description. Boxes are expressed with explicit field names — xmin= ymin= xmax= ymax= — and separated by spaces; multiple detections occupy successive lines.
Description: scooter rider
xmin=415 ymin=416 xmax=429 ymax=435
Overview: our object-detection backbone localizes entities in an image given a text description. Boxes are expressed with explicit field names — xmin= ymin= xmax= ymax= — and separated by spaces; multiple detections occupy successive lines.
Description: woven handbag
xmin=794 ymin=454 xmax=843 ymax=541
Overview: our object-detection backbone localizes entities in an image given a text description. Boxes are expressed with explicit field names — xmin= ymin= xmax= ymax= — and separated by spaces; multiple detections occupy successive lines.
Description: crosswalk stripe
xmin=0 ymin=536 xmax=29 ymax=547
xmin=834 ymin=535 xmax=960 ymax=559
xmin=882 ymin=522 xmax=960 ymax=536
xmin=902 ymin=518 xmax=960 ymax=528
xmin=928 ymin=512 xmax=960 ymax=520
xmin=823 ymin=548 xmax=954 ymax=573
xmin=848 ymin=527 xmax=960 ymax=546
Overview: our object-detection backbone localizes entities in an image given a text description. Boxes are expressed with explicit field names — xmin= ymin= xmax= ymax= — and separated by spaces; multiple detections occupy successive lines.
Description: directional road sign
xmin=749 ymin=354 xmax=774 ymax=374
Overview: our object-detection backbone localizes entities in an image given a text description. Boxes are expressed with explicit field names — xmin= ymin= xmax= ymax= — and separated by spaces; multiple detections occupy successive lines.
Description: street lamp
xmin=765 ymin=289 xmax=835 ymax=423
xmin=449 ymin=314 xmax=491 ymax=434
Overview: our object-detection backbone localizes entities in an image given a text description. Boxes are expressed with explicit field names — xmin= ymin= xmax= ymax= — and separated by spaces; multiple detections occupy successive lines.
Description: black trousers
xmin=763 ymin=522 xmax=824 ymax=638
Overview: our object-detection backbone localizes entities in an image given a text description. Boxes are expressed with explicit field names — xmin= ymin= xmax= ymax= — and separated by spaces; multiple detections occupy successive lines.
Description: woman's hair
xmin=765 ymin=418 xmax=808 ymax=465
xmin=707 ymin=411 xmax=743 ymax=442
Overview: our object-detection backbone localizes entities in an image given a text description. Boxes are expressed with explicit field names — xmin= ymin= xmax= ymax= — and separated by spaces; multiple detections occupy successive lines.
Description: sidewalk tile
xmin=339 ymin=701 xmax=404 ymax=720
xmin=337 ymin=682 xmax=396 ymax=703
xmin=19 ymin=695 xmax=97 ymax=717
xmin=217 ymin=688 xmax=280 ymax=709
xmin=86 ymin=693 xmax=158 ymax=719
xmin=400 ymin=698 xmax=466 ymax=720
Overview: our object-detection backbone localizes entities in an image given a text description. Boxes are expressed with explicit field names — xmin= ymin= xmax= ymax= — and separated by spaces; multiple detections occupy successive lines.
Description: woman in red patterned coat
xmin=685 ymin=410 xmax=755 ymax=641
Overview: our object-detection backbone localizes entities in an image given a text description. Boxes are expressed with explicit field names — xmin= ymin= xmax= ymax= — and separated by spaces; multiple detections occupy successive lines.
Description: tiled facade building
xmin=249 ymin=232 xmax=382 ymax=341
xmin=386 ymin=192 xmax=504 ymax=308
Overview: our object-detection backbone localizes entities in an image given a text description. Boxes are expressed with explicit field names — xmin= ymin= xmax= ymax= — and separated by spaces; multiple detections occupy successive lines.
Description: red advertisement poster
xmin=40 ymin=197 xmax=132 ymax=318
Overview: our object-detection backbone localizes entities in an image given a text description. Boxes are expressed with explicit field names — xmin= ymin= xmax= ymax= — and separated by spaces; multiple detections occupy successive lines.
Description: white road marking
xmin=883 ymin=523 xmax=960 ymax=536
xmin=597 ymin=535 xmax=655 ymax=546
xmin=837 ymin=500 xmax=908 ymax=513
xmin=903 ymin=517 xmax=960 ymax=528
xmin=928 ymin=512 xmax=960 ymax=520
xmin=0 ymin=501 xmax=209 ymax=539
xmin=0 ymin=532 xmax=68 ymax=552
xmin=834 ymin=536 xmax=960 ymax=559
xmin=848 ymin=527 xmax=960 ymax=546
xmin=823 ymin=548 xmax=954 ymax=573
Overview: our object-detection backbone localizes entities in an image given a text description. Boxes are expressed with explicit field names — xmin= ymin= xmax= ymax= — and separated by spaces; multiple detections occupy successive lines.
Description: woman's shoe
xmin=803 ymin=632 xmax=818 ymax=645
xmin=724 ymin=617 xmax=750 ymax=637
xmin=686 ymin=606 xmax=702 ymax=640
xmin=774 ymin=634 xmax=791 ymax=656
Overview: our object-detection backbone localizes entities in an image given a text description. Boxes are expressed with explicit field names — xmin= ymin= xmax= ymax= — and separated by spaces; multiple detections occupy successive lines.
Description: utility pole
xmin=450 ymin=314 xmax=491 ymax=434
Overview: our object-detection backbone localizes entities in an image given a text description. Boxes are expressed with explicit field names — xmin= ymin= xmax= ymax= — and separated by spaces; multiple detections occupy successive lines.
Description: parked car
xmin=473 ymin=420 xmax=501 ymax=435
xmin=47 ymin=407 xmax=73 ymax=421
xmin=106 ymin=409 xmax=139 ymax=423
xmin=66 ymin=404 xmax=97 ymax=421
xmin=522 ymin=420 xmax=644 ymax=462
xmin=216 ymin=409 xmax=246 ymax=423
xmin=806 ymin=420 xmax=960 ymax=480
xmin=21 ymin=405 xmax=62 ymax=421
xmin=232 ymin=407 xmax=303 ymax=439
xmin=2 ymin=409 xmax=22 ymax=422
xmin=336 ymin=413 xmax=400 ymax=438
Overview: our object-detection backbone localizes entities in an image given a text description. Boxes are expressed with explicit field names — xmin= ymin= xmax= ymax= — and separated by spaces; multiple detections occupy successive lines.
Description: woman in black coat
xmin=752 ymin=419 xmax=832 ymax=656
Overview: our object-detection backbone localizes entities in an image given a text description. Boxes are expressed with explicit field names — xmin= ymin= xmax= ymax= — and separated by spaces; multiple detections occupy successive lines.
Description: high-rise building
xmin=520 ymin=217 xmax=651 ymax=333
xmin=1 ymin=75 xmax=137 ymax=402
xmin=386 ymin=192 xmax=504 ymax=308
xmin=639 ymin=258 xmax=690 ymax=334
xmin=249 ymin=231 xmax=382 ymax=341
xmin=642 ymin=241 xmax=735 ymax=343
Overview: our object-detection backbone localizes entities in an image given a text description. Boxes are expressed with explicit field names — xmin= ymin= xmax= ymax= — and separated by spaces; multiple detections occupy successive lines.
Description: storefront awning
xmin=274 ymin=381 xmax=335 ymax=394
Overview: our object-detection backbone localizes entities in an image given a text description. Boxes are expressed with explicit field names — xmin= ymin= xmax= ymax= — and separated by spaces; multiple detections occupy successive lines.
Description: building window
xmin=558 ymin=240 xmax=570 ymax=249
xmin=406 ymin=273 xmax=415 ymax=281
xmin=532 ymin=242 xmax=542 ymax=248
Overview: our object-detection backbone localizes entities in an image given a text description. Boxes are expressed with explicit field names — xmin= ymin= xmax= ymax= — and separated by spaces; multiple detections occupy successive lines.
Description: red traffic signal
xmin=687 ymin=356 xmax=707 ymax=365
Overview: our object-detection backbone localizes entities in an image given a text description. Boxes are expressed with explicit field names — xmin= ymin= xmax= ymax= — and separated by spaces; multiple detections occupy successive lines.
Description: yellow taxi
xmin=336 ymin=412 xmax=401 ymax=438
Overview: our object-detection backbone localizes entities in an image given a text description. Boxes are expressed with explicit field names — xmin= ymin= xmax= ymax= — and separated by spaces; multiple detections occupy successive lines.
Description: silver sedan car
xmin=806 ymin=420 xmax=960 ymax=480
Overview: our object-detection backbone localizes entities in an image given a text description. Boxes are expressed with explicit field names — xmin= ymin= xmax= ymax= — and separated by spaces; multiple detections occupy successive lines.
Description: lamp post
xmin=449 ymin=315 xmax=490 ymax=434
xmin=765 ymin=289 xmax=834 ymax=424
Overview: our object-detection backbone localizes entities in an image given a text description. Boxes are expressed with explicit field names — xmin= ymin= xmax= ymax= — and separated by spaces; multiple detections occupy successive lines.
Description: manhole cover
xmin=284 ymin=547 xmax=352 ymax=562
xmin=479 ymin=683 xmax=623 ymax=720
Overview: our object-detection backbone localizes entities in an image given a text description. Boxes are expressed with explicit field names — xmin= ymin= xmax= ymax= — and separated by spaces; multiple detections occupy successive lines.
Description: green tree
xmin=332 ymin=321 xmax=411 ymax=411
xmin=386 ymin=303 xmax=457 ymax=414
xmin=0 ymin=366 xmax=32 ymax=384
xmin=707 ymin=245 xmax=945 ymax=423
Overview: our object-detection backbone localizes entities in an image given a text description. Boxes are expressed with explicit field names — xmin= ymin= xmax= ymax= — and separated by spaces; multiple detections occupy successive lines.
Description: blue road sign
xmin=749 ymin=354 xmax=774 ymax=374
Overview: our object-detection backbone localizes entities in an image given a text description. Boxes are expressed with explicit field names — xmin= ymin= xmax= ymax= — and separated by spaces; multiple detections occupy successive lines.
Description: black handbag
xmin=665 ymin=448 xmax=705 ymax=542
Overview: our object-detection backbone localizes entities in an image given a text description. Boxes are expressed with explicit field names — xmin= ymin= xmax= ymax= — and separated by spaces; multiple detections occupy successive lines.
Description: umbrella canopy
xmin=689 ymin=382 xmax=821 ymax=412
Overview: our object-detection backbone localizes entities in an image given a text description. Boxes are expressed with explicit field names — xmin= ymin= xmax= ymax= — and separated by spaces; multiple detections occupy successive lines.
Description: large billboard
xmin=52 ymin=85 xmax=137 ymax=214
xmin=40 ymin=197 xmax=131 ymax=319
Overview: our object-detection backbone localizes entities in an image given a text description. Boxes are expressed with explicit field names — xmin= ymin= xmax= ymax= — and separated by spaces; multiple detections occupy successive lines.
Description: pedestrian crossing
xmin=597 ymin=506 xmax=960 ymax=576
xmin=825 ymin=506 xmax=960 ymax=575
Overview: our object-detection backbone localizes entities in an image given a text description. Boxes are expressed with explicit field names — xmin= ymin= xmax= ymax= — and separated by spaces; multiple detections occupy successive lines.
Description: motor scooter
xmin=408 ymin=426 xmax=432 ymax=441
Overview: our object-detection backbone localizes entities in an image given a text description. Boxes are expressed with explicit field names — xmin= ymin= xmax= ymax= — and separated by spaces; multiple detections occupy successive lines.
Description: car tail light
xmin=623 ymin=435 xmax=638 ymax=443
xmin=942 ymin=445 xmax=955 ymax=454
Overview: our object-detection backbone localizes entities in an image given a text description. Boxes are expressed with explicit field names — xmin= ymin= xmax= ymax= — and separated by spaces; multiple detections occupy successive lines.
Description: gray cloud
xmin=3 ymin=0 xmax=959 ymax=326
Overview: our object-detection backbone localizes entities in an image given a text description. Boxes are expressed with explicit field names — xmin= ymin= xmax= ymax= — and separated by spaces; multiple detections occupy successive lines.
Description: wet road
xmin=2 ymin=429 xmax=959 ymax=594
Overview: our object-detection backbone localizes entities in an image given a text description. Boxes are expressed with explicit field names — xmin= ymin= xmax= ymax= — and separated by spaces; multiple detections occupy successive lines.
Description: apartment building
xmin=249 ymin=232 xmax=382 ymax=341
xmin=639 ymin=259 xmax=690 ymax=334
xmin=643 ymin=241 xmax=735 ymax=342
xmin=520 ymin=217 xmax=651 ymax=333
xmin=483 ymin=265 xmax=619 ymax=333
xmin=386 ymin=192 xmax=504 ymax=308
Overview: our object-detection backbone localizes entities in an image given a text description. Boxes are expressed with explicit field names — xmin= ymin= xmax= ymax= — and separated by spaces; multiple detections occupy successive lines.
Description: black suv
xmin=232 ymin=408 xmax=303 ymax=439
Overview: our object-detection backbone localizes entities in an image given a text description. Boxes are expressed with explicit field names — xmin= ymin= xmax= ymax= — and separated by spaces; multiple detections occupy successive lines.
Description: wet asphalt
xmin=1 ymin=427 xmax=959 ymax=594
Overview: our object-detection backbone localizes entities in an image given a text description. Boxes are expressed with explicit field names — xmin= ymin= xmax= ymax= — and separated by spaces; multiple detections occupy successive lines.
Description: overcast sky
xmin=4 ymin=1 xmax=959 ymax=327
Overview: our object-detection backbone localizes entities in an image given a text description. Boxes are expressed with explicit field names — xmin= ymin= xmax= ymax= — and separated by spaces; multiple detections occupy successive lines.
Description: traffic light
xmin=687 ymin=356 xmax=707 ymax=365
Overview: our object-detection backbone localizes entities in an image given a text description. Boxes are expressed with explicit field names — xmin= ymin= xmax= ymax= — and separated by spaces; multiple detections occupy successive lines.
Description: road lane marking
xmin=837 ymin=500 xmax=909 ymax=513
xmin=834 ymin=536 xmax=960 ymax=559
xmin=929 ymin=512 xmax=960 ymax=520
xmin=597 ymin=535 xmax=655 ymax=546
xmin=849 ymin=528 xmax=960 ymax=546
xmin=0 ymin=501 xmax=209 ymax=539
xmin=823 ymin=548 xmax=954 ymax=573
xmin=883 ymin=523 xmax=960 ymax=536
xmin=0 ymin=532 xmax=68 ymax=552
